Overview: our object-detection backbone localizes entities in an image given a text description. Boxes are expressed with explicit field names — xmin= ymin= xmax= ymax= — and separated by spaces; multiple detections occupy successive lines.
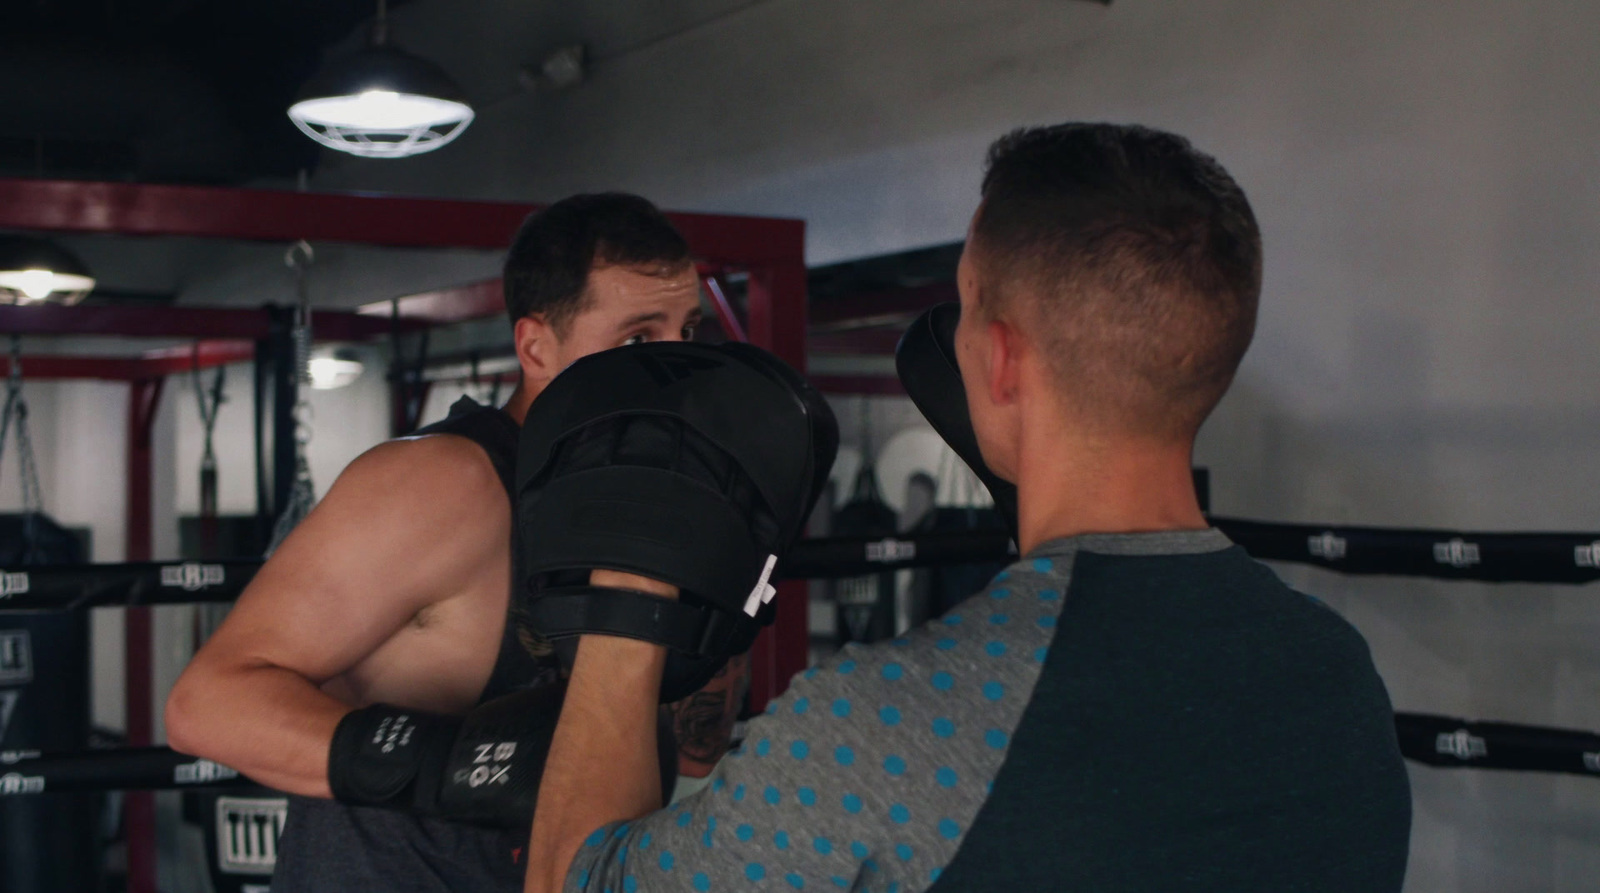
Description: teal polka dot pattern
xmin=560 ymin=543 xmax=1080 ymax=893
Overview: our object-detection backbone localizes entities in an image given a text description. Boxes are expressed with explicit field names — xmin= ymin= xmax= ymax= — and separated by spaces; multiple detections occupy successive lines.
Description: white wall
xmin=284 ymin=0 xmax=1600 ymax=889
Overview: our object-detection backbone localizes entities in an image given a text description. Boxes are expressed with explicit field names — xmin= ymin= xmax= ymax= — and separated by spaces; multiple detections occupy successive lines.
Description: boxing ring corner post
xmin=125 ymin=375 xmax=166 ymax=893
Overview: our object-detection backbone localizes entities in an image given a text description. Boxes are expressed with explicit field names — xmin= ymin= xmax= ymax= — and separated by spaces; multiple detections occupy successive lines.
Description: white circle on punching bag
xmin=874 ymin=428 xmax=992 ymax=514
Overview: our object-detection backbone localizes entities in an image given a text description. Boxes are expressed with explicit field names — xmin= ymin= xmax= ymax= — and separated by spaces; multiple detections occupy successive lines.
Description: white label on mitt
xmin=743 ymin=554 xmax=779 ymax=617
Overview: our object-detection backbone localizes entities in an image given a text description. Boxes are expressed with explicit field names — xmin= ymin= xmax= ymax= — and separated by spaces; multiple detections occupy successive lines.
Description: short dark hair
xmin=974 ymin=123 xmax=1262 ymax=438
xmin=503 ymin=193 xmax=692 ymax=334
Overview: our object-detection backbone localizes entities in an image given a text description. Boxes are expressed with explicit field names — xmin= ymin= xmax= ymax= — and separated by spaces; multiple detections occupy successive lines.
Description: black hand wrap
xmin=895 ymin=303 xmax=1020 ymax=538
xmin=515 ymin=342 xmax=838 ymax=702
xmin=327 ymin=685 xmax=566 ymax=828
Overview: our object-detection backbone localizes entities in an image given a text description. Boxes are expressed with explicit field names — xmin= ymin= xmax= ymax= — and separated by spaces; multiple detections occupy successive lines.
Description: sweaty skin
xmin=165 ymin=264 xmax=736 ymax=797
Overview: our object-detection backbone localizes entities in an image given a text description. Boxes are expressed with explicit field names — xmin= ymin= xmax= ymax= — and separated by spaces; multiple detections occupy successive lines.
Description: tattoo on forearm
xmin=668 ymin=654 xmax=749 ymax=773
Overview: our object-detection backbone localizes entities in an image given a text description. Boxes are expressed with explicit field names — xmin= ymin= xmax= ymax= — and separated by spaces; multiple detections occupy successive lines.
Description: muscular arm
xmin=164 ymin=435 xmax=508 ymax=797
xmin=527 ymin=571 xmax=677 ymax=893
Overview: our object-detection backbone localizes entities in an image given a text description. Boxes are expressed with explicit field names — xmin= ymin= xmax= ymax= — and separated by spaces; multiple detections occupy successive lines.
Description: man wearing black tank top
xmin=165 ymin=194 xmax=740 ymax=892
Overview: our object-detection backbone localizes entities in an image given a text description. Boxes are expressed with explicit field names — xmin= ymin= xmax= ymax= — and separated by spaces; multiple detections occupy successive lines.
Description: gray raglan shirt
xmin=565 ymin=530 xmax=1239 ymax=893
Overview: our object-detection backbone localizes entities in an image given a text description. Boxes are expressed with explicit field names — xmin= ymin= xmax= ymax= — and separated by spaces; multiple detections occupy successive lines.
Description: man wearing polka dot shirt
xmin=524 ymin=124 xmax=1412 ymax=893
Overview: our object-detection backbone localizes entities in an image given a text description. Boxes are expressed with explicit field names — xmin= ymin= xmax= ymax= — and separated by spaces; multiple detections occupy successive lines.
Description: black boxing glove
xmin=515 ymin=342 xmax=838 ymax=702
xmin=327 ymin=686 xmax=679 ymax=826
xmin=326 ymin=686 xmax=561 ymax=827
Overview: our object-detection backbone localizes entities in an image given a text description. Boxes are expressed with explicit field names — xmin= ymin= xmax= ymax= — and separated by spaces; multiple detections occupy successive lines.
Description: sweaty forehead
xmin=582 ymin=264 xmax=701 ymax=320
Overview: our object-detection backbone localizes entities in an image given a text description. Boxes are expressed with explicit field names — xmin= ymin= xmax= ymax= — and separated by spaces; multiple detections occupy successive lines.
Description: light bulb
xmin=18 ymin=269 xmax=55 ymax=302
xmin=308 ymin=354 xmax=365 ymax=390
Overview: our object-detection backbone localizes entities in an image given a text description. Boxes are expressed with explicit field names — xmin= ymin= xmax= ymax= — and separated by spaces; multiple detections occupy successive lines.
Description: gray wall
xmin=2 ymin=0 xmax=1597 ymax=888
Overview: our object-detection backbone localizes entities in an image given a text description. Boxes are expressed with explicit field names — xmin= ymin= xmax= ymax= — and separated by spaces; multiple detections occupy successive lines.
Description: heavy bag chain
xmin=192 ymin=347 xmax=227 ymax=519
xmin=0 ymin=334 xmax=45 ymax=561
xmin=266 ymin=241 xmax=319 ymax=556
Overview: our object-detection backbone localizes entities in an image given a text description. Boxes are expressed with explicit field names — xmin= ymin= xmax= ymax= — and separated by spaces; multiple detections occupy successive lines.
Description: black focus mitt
xmin=515 ymin=342 xmax=838 ymax=702
xmin=895 ymin=303 xmax=1020 ymax=538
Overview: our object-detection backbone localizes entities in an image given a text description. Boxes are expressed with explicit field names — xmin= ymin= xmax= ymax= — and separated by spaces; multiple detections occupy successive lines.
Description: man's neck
xmin=1013 ymin=422 xmax=1208 ymax=554
xmin=501 ymin=382 xmax=539 ymax=425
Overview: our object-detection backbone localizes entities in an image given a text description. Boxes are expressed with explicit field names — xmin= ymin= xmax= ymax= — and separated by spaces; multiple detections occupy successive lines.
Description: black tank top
xmin=271 ymin=397 xmax=550 ymax=892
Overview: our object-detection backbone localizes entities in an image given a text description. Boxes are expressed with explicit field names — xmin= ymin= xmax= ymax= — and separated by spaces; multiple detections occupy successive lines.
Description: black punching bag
xmin=0 ymin=512 xmax=101 ymax=893
xmin=831 ymin=465 xmax=899 ymax=644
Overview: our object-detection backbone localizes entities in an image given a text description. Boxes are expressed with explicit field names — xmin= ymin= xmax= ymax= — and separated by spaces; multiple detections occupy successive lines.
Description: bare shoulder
xmin=327 ymin=433 xmax=508 ymax=518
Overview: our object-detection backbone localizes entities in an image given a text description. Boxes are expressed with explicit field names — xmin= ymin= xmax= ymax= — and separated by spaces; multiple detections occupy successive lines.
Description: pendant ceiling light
xmin=0 ymin=237 xmax=96 ymax=306
xmin=288 ymin=0 xmax=475 ymax=159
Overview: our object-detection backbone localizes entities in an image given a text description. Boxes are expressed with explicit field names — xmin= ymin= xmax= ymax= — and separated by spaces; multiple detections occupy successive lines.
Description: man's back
xmin=932 ymin=536 xmax=1411 ymax=892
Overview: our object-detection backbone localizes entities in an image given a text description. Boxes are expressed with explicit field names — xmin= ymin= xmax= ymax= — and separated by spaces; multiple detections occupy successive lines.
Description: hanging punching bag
xmin=830 ymin=465 xmax=899 ymax=644
xmin=0 ymin=512 xmax=101 ymax=893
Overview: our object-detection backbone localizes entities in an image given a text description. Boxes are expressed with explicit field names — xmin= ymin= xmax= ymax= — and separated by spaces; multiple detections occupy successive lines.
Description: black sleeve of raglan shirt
xmin=562 ymin=553 xmax=1071 ymax=893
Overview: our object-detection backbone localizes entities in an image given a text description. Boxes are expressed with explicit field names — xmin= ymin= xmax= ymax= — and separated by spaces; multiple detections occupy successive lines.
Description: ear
xmin=513 ymin=314 xmax=559 ymax=389
xmin=985 ymin=318 xmax=1021 ymax=407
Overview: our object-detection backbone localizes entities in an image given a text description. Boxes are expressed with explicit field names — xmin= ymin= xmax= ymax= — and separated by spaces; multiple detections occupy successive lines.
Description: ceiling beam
xmin=0 ymin=304 xmax=418 ymax=340
xmin=0 ymin=178 xmax=804 ymax=265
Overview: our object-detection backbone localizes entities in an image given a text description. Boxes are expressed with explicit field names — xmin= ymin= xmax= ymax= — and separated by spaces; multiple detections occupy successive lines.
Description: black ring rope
xmin=5 ymin=518 xmax=1600 ymax=787
xmin=5 ymin=516 xmax=1600 ymax=614
xmin=1 ymin=711 xmax=1596 ymax=796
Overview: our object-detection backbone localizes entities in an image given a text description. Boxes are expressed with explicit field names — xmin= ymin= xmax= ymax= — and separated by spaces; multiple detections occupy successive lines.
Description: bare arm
xmin=164 ymin=435 xmax=507 ymax=797
xmin=526 ymin=571 xmax=676 ymax=893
